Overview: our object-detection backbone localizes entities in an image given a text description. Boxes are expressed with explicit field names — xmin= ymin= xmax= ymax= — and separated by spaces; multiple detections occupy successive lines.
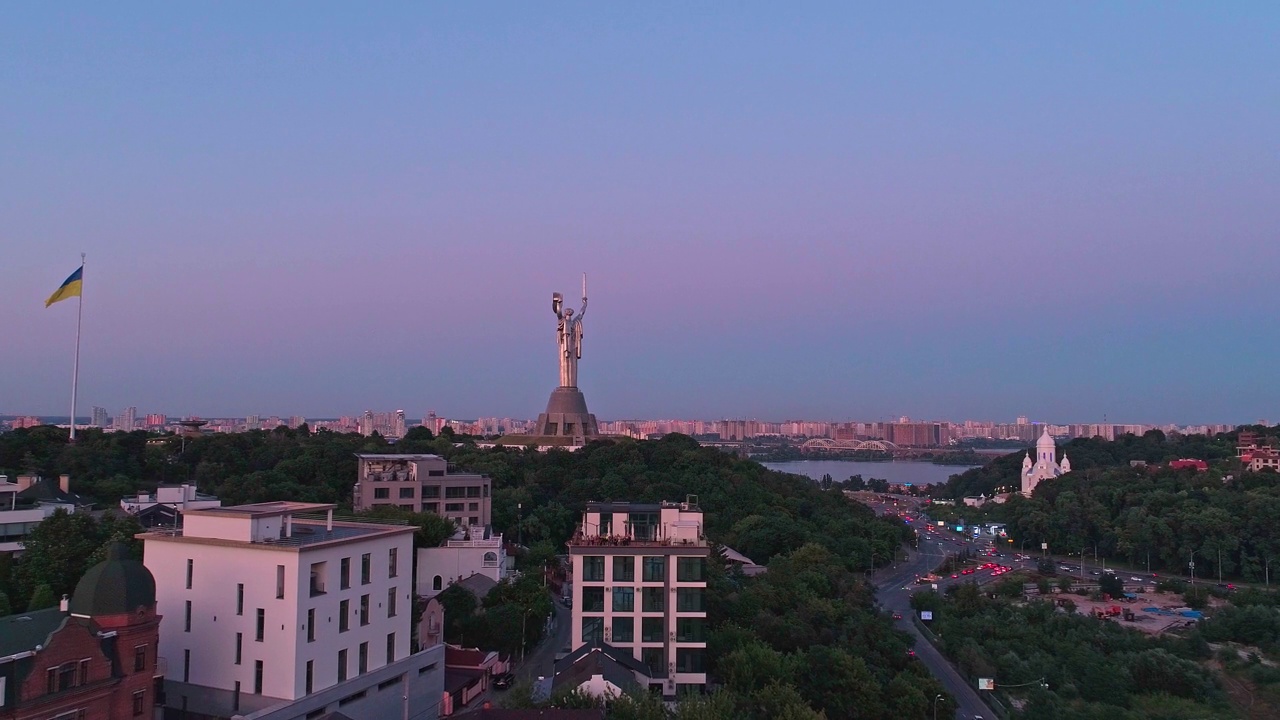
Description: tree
xmin=14 ymin=510 xmax=103 ymax=607
xmin=1099 ymin=573 xmax=1125 ymax=598
xmin=28 ymin=584 xmax=56 ymax=610
xmin=0 ymin=591 xmax=11 ymax=616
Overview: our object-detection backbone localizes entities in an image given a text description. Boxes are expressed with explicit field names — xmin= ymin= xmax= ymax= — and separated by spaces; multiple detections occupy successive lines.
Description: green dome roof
xmin=68 ymin=542 xmax=156 ymax=617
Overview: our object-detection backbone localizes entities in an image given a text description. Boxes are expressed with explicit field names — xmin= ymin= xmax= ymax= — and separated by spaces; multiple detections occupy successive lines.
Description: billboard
xmin=920 ymin=611 xmax=933 ymax=621
xmin=978 ymin=678 xmax=995 ymax=690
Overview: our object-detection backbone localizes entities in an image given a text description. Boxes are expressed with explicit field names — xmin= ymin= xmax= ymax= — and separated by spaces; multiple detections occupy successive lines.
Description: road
xmin=514 ymin=593 xmax=572 ymax=684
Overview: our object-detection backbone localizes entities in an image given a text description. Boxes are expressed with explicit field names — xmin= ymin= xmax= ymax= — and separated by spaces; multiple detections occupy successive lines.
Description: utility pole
xmin=517 ymin=502 xmax=523 ymax=546
xmin=1218 ymin=548 xmax=1223 ymax=585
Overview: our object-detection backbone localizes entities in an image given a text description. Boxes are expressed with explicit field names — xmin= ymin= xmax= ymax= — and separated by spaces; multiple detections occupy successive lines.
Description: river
xmin=760 ymin=459 xmax=982 ymax=487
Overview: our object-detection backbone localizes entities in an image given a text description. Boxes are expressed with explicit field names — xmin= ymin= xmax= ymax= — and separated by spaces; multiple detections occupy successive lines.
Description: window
xmin=184 ymin=600 xmax=192 ymax=632
xmin=307 ymin=609 xmax=316 ymax=642
xmin=358 ymin=642 xmax=368 ymax=674
xmin=445 ymin=486 xmax=467 ymax=499
xmin=677 ymin=588 xmax=705 ymax=612
xmin=581 ymin=617 xmax=603 ymax=644
xmin=432 ymin=575 xmax=442 ymax=592
xmin=183 ymin=649 xmax=190 ymax=683
xmin=468 ymin=502 xmax=479 ymax=512
xmin=422 ymin=485 xmax=441 ymax=498
xmin=444 ymin=502 xmax=464 ymax=512
xmin=234 ymin=633 xmax=243 ymax=664
xmin=186 ymin=559 xmax=193 ymax=589
xmin=360 ymin=594 xmax=370 ymax=626
xmin=373 ymin=487 xmax=390 ymax=499
xmin=339 ymin=599 xmax=350 ymax=632
xmin=641 ymin=647 xmax=663 ymax=673
xmin=79 ymin=659 xmax=89 ymax=685
xmin=389 ymin=547 xmax=399 ymax=578
xmin=398 ymin=487 xmax=415 ymax=499
xmin=582 ymin=587 xmax=604 ymax=612
xmin=48 ymin=661 xmax=81 ymax=693
xmin=310 ymin=562 xmax=327 ymax=596
xmin=642 ymin=557 xmax=665 ymax=582
xmin=254 ymin=660 xmax=264 ymax=694
xmin=386 ymin=632 xmax=396 ymax=664
xmin=132 ymin=689 xmax=146 ymax=716
xmin=361 ymin=553 xmax=371 ymax=585
xmin=599 ymin=512 xmax=613 ymax=535
xmin=237 ymin=583 xmax=245 ymax=614
xmin=133 ymin=644 xmax=147 ymax=673
xmin=642 ymin=587 xmax=664 ymax=612
xmin=582 ymin=556 xmax=605 ymax=581
xmin=276 ymin=565 xmax=286 ymax=599
xmin=428 ymin=469 xmax=444 ymax=477
xmin=483 ymin=551 xmax=498 ymax=567
xmin=305 ymin=660 xmax=313 ymax=694
xmin=612 ymin=617 xmax=634 ymax=643
xmin=388 ymin=588 xmax=397 ymax=618
xmin=676 ymin=617 xmax=705 ymax=642
xmin=613 ymin=556 xmax=634 ymax=582
xmin=612 ymin=587 xmax=634 ymax=612
xmin=677 ymin=558 xmax=705 ymax=582
xmin=255 ymin=609 xmax=265 ymax=641
xmin=642 ymin=617 xmax=664 ymax=643
xmin=340 ymin=557 xmax=351 ymax=589
xmin=424 ymin=502 xmax=439 ymax=513
xmin=337 ymin=649 xmax=348 ymax=682
xmin=466 ymin=486 xmax=481 ymax=498
xmin=677 ymin=648 xmax=705 ymax=673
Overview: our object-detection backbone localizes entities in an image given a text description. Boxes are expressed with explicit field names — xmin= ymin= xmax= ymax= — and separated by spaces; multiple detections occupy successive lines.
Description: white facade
xmin=120 ymin=483 xmax=222 ymax=514
xmin=567 ymin=500 xmax=708 ymax=699
xmin=415 ymin=525 xmax=508 ymax=598
xmin=142 ymin=502 xmax=417 ymax=706
xmin=1021 ymin=429 xmax=1071 ymax=496
xmin=0 ymin=477 xmax=80 ymax=553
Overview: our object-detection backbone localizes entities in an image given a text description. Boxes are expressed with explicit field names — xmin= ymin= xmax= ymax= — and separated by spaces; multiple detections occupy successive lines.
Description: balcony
xmin=567 ymin=532 xmax=705 ymax=548
xmin=309 ymin=580 xmax=326 ymax=597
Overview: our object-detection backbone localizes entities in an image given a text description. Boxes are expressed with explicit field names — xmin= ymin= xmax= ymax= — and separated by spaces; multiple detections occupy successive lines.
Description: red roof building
xmin=1169 ymin=459 xmax=1209 ymax=472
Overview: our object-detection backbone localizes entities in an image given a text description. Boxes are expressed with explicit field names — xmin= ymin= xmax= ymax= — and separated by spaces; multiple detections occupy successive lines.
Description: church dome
xmin=68 ymin=542 xmax=156 ymax=617
xmin=1037 ymin=429 xmax=1056 ymax=448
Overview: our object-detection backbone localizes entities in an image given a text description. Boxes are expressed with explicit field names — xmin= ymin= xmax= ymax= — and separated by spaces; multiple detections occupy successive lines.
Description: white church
xmin=1022 ymin=428 xmax=1071 ymax=496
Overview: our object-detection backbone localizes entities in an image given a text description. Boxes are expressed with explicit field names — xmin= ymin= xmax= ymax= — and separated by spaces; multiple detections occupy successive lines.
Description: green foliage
xmin=1099 ymin=573 xmax=1125 ymax=598
xmin=13 ymin=509 xmax=124 ymax=610
xmin=0 ymin=591 xmax=11 ymax=616
xmin=28 ymin=584 xmax=56 ymax=610
xmin=358 ymin=506 xmax=455 ymax=548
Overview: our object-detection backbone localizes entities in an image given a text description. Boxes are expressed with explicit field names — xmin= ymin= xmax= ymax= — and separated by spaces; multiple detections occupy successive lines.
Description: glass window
xmin=305 ymin=660 xmax=313 ymax=694
xmin=642 ymin=617 xmax=664 ymax=643
xmin=360 ymin=594 xmax=370 ymax=625
xmin=613 ymin=556 xmax=634 ymax=582
xmin=676 ymin=588 xmax=705 ymax=612
xmin=254 ymin=660 xmax=263 ymax=694
xmin=184 ymin=600 xmax=192 ymax=632
xmin=582 ymin=616 xmax=604 ymax=645
xmin=361 ymin=554 xmax=371 ymax=585
xmin=425 ymin=502 xmax=439 ymax=513
xmin=582 ymin=587 xmax=605 ymax=612
xmin=611 ymin=616 xmax=634 ymax=643
xmin=358 ymin=642 xmax=368 ymax=674
xmin=389 ymin=547 xmax=399 ymax=578
xmin=445 ymin=486 xmax=467 ymax=499
xmin=468 ymin=502 xmax=479 ymax=511
xmin=422 ymin=485 xmax=441 ymax=498
xmin=612 ymin=587 xmax=634 ymax=612
xmin=133 ymin=644 xmax=146 ymax=673
xmin=642 ymin=557 xmax=665 ymax=582
xmin=307 ymin=609 xmax=315 ymax=642
xmin=255 ymin=608 xmax=265 ymax=641
xmin=582 ymin=556 xmax=605 ymax=582
xmin=337 ymin=649 xmax=348 ymax=682
xmin=388 ymin=588 xmax=398 ymax=618
xmin=677 ymin=558 xmax=705 ymax=582
xmin=234 ymin=632 xmax=242 ymax=664
xmin=340 ymin=557 xmax=351 ymax=589
xmin=373 ymin=487 xmax=390 ymax=499
xmin=398 ymin=487 xmax=415 ymax=499
xmin=444 ymin=502 xmax=465 ymax=512
xmin=466 ymin=486 xmax=481 ymax=498
xmin=642 ymin=587 xmax=664 ymax=612
xmin=387 ymin=632 xmax=396 ymax=664
xmin=237 ymin=583 xmax=245 ymax=613
xmin=186 ymin=559 xmax=193 ymax=589
xmin=132 ymin=689 xmax=146 ymax=716
xmin=276 ymin=565 xmax=285 ymax=599
xmin=641 ymin=647 xmax=663 ymax=674
xmin=677 ymin=648 xmax=705 ymax=673
xmin=676 ymin=617 xmax=705 ymax=642
xmin=339 ymin=599 xmax=350 ymax=632
xmin=599 ymin=512 xmax=613 ymax=536
xmin=432 ymin=575 xmax=442 ymax=591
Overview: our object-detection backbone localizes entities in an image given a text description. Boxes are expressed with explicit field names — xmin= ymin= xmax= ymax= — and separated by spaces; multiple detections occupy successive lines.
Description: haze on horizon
xmin=3 ymin=3 xmax=1277 ymax=425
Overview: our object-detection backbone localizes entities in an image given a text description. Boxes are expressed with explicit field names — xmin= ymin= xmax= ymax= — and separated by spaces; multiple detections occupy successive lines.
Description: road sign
xmin=1041 ymin=542 xmax=1048 ymax=550
xmin=978 ymin=678 xmax=995 ymax=690
xmin=920 ymin=611 xmax=933 ymax=620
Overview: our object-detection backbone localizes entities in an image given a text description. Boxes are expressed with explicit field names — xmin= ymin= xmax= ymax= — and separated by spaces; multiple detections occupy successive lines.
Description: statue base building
xmin=496 ymin=386 xmax=600 ymax=448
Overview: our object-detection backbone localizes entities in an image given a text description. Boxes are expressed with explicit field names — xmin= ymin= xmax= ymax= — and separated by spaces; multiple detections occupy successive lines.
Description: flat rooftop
xmin=355 ymin=453 xmax=443 ymax=460
xmin=141 ymin=519 xmax=410 ymax=549
xmin=185 ymin=502 xmax=336 ymax=518
xmin=583 ymin=500 xmax=699 ymax=512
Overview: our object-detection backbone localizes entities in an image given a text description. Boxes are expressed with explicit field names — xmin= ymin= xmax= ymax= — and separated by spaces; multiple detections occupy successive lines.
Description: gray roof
xmin=355 ymin=453 xmax=443 ymax=460
xmin=0 ymin=607 xmax=69 ymax=657
xmin=553 ymin=642 xmax=652 ymax=676
xmin=17 ymin=477 xmax=92 ymax=506
xmin=455 ymin=574 xmax=498 ymax=599
xmin=69 ymin=542 xmax=157 ymax=617
xmin=551 ymin=644 xmax=649 ymax=694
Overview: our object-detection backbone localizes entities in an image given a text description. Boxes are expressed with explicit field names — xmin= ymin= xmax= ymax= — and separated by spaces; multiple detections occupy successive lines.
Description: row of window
xmin=187 ymin=634 xmax=398 ymax=696
xmin=581 ymin=556 xmax=705 ymax=583
xmin=368 ymin=484 xmax=487 ymax=499
xmin=187 ymin=549 xmax=401 ymax=605
xmin=581 ymin=586 xmax=704 ymax=613
xmin=582 ymin=616 xmax=706 ymax=644
xmin=43 ymin=661 xmax=148 ymax=716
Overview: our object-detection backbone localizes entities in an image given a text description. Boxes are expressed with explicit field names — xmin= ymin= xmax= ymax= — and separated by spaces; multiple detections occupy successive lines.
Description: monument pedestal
xmin=496 ymin=386 xmax=600 ymax=447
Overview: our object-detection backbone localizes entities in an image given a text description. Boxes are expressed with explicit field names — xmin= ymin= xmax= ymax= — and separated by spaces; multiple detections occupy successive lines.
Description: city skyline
xmin=5 ymin=4 xmax=1278 ymax=423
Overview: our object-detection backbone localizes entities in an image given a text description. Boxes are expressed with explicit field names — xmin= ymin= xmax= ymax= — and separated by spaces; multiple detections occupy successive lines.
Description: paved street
xmin=515 ymin=593 xmax=572 ymax=684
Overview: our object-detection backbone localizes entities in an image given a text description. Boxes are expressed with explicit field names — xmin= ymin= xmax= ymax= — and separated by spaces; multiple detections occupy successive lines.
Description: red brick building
xmin=0 ymin=544 xmax=161 ymax=720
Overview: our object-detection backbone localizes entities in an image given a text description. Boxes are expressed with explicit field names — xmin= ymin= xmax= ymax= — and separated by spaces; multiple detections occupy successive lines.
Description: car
xmin=906 ymin=649 xmax=916 ymax=657
xmin=951 ymin=574 xmax=959 ymax=578
xmin=1089 ymin=570 xmax=1100 ymax=575
xmin=892 ymin=613 xmax=903 ymax=620
xmin=1130 ymin=576 xmax=1142 ymax=581
xmin=1059 ymin=566 xmax=1072 ymax=571
xmin=962 ymin=569 xmax=974 ymax=575
xmin=493 ymin=672 xmax=515 ymax=690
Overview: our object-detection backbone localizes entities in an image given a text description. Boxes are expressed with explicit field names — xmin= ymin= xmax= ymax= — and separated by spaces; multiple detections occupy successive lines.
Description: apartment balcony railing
xmin=567 ymin=532 xmax=705 ymax=548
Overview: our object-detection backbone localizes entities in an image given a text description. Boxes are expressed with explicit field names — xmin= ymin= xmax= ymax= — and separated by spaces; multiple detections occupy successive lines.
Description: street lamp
xmin=933 ymin=694 xmax=943 ymax=720
xmin=517 ymin=503 xmax=523 ymax=546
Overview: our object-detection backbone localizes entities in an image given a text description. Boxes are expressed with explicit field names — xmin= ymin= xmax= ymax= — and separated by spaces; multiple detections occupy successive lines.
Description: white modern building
xmin=416 ymin=524 xmax=509 ymax=598
xmin=1021 ymin=429 xmax=1071 ymax=496
xmin=567 ymin=499 xmax=708 ymax=699
xmin=120 ymin=483 xmax=222 ymax=514
xmin=140 ymin=501 xmax=444 ymax=720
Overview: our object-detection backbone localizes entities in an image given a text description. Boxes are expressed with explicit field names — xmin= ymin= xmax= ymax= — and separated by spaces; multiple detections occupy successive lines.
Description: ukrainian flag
xmin=45 ymin=266 xmax=84 ymax=307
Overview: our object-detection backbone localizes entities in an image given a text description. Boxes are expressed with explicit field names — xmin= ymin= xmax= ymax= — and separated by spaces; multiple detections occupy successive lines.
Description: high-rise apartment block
xmin=352 ymin=454 xmax=492 ymax=526
xmin=141 ymin=502 xmax=443 ymax=720
xmin=114 ymin=406 xmax=137 ymax=432
xmin=567 ymin=499 xmax=708 ymax=699
xmin=92 ymin=405 xmax=110 ymax=428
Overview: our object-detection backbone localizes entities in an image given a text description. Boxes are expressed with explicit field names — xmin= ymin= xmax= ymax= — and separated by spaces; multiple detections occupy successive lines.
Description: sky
xmin=3 ymin=3 xmax=1277 ymax=424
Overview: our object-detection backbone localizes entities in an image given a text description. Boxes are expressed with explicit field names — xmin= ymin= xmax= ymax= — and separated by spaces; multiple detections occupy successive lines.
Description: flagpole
xmin=69 ymin=253 xmax=85 ymax=442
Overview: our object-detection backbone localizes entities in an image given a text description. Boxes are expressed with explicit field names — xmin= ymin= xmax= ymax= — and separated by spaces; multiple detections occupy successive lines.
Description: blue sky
xmin=3 ymin=3 xmax=1277 ymax=423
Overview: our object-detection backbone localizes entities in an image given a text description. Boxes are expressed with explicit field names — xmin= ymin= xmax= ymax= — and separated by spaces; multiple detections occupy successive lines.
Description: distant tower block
xmin=177 ymin=419 xmax=208 ymax=438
